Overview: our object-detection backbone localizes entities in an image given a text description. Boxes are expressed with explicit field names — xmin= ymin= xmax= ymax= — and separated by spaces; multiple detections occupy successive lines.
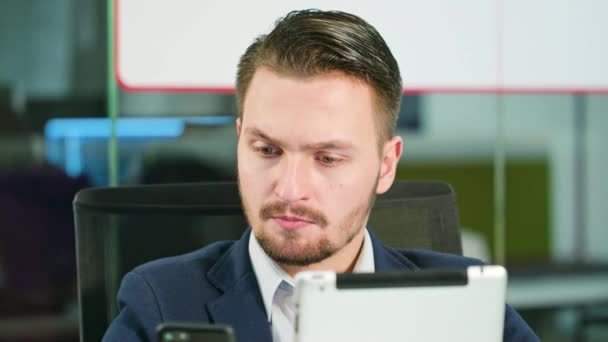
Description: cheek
xmin=321 ymin=181 xmax=356 ymax=215
xmin=239 ymin=167 xmax=259 ymax=192
xmin=321 ymin=163 xmax=377 ymax=215
xmin=324 ymin=160 xmax=378 ymax=193
xmin=238 ymin=155 xmax=273 ymax=202
xmin=238 ymin=143 xmax=276 ymax=177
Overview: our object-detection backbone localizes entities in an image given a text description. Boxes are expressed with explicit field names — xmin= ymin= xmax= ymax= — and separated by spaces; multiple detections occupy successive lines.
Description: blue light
xmin=44 ymin=116 xmax=234 ymax=179
xmin=44 ymin=116 xmax=233 ymax=140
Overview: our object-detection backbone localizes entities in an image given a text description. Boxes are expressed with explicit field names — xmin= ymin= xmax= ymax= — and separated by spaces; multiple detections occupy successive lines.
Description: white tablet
xmin=294 ymin=266 xmax=506 ymax=342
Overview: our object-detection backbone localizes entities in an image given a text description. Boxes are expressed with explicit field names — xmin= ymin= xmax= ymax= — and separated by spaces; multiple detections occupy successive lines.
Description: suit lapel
xmin=205 ymin=229 xmax=272 ymax=342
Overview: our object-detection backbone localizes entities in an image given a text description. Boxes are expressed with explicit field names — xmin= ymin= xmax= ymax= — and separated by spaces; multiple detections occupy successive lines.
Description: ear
xmin=236 ymin=117 xmax=242 ymax=136
xmin=376 ymin=136 xmax=403 ymax=195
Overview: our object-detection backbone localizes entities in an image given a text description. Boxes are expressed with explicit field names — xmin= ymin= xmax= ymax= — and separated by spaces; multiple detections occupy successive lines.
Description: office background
xmin=1 ymin=0 xmax=607 ymax=341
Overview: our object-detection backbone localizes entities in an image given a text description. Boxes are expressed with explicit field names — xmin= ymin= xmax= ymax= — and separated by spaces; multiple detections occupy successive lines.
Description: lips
xmin=272 ymin=215 xmax=314 ymax=230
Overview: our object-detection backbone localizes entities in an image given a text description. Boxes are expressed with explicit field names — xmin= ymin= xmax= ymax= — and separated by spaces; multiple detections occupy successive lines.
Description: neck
xmin=279 ymin=228 xmax=366 ymax=278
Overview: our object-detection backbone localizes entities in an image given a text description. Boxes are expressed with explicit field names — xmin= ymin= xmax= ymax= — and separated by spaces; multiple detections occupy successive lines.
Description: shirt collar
xmin=248 ymin=228 xmax=375 ymax=322
xmin=249 ymin=231 xmax=293 ymax=321
xmin=352 ymin=228 xmax=375 ymax=273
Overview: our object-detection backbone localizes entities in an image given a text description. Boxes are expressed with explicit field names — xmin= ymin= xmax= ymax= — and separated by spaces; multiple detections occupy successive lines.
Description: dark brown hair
xmin=236 ymin=9 xmax=402 ymax=146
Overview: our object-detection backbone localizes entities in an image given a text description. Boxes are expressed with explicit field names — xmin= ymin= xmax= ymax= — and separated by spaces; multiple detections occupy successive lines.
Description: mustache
xmin=259 ymin=201 xmax=328 ymax=228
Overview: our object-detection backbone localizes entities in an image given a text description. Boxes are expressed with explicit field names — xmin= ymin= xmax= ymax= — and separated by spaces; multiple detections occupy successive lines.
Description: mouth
xmin=272 ymin=215 xmax=315 ymax=231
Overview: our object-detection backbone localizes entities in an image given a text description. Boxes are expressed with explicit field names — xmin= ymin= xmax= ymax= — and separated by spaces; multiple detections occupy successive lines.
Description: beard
xmin=238 ymin=177 xmax=378 ymax=267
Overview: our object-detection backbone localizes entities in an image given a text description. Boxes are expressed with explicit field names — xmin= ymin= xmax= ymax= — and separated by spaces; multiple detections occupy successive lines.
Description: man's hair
xmin=235 ymin=9 xmax=402 ymax=146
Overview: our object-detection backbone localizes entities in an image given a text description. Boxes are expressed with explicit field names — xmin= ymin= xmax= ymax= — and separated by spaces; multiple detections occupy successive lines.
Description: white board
xmin=115 ymin=0 xmax=608 ymax=93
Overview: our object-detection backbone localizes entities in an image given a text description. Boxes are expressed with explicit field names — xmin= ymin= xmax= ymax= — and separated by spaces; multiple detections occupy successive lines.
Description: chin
xmin=257 ymin=229 xmax=336 ymax=266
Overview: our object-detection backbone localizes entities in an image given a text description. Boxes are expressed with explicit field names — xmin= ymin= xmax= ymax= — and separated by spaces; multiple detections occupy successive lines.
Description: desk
xmin=507 ymin=263 xmax=608 ymax=309
xmin=0 ymin=314 xmax=79 ymax=339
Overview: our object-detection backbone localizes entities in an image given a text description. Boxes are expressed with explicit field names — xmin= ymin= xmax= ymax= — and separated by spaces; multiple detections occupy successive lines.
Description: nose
xmin=273 ymin=155 xmax=311 ymax=204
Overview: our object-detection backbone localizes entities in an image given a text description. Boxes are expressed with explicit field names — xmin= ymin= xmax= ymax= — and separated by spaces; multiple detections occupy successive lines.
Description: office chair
xmin=73 ymin=180 xmax=462 ymax=342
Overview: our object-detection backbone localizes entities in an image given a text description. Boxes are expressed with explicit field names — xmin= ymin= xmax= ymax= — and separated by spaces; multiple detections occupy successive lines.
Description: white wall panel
xmin=116 ymin=0 xmax=608 ymax=92
xmin=116 ymin=0 xmax=496 ymax=91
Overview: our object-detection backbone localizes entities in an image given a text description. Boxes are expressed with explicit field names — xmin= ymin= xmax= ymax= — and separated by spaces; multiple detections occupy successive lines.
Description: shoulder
xmin=131 ymin=240 xmax=236 ymax=285
xmin=110 ymin=241 xmax=239 ymax=333
xmin=396 ymin=248 xmax=485 ymax=269
xmin=116 ymin=240 xmax=237 ymax=310
xmin=391 ymin=248 xmax=539 ymax=341
xmin=105 ymin=241 xmax=240 ymax=341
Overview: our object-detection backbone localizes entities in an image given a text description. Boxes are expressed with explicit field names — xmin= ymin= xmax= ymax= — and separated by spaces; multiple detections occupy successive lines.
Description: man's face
xmin=237 ymin=68 xmax=400 ymax=267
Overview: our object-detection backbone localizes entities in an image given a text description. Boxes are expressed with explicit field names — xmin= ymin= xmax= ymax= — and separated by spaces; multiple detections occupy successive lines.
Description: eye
xmin=317 ymin=155 xmax=341 ymax=166
xmin=255 ymin=144 xmax=282 ymax=157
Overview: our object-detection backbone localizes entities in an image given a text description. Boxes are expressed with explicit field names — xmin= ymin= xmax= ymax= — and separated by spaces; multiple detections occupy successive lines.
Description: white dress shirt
xmin=249 ymin=229 xmax=375 ymax=342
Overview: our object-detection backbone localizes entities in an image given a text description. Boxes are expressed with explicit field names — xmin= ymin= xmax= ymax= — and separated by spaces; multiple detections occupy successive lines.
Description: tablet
xmin=294 ymin=266 xmax=506 ymax=342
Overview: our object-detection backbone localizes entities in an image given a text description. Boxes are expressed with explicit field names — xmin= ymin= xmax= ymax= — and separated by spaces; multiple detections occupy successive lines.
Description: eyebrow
xmin=244 ymin=127 xmax=355 ymax=151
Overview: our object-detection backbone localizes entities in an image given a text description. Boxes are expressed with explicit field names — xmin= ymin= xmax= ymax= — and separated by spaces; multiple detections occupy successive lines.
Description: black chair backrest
xmin=73 ymin=180 xmax=461 ymax=342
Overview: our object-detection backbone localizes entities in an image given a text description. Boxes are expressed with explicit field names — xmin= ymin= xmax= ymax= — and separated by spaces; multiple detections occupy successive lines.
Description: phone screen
xmin=158 ymin=324 xmax=235 ymax=342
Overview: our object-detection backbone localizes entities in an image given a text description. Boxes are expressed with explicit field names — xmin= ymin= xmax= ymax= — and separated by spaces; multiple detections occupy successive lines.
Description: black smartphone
xmin=156 ymin=323 xmax=235 ymax=342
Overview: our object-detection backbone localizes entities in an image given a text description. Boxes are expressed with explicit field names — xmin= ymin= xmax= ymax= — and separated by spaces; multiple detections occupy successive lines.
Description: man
xmin=104 ymin=10 xmax=538 ymax=341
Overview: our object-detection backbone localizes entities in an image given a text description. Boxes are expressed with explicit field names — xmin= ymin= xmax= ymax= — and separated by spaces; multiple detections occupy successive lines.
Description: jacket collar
xmin=205 ymin=229 xmax=272 ymax=342
xmin=369 ymin=228 xmax=420 ymax=272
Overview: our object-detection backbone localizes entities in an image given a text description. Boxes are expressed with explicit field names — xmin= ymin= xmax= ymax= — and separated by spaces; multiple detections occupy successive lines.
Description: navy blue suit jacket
xmin=104 ymin=229 xmax=539 ymax=341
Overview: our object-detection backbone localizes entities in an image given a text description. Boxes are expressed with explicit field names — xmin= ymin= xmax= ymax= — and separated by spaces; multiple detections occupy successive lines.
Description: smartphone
xmin=157 ymin=323 xmax=236 ymax=342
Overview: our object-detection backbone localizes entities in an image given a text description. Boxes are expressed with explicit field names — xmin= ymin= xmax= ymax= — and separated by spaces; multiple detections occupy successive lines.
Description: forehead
xmin=242 ymin=68 xmax=378 ymax=148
